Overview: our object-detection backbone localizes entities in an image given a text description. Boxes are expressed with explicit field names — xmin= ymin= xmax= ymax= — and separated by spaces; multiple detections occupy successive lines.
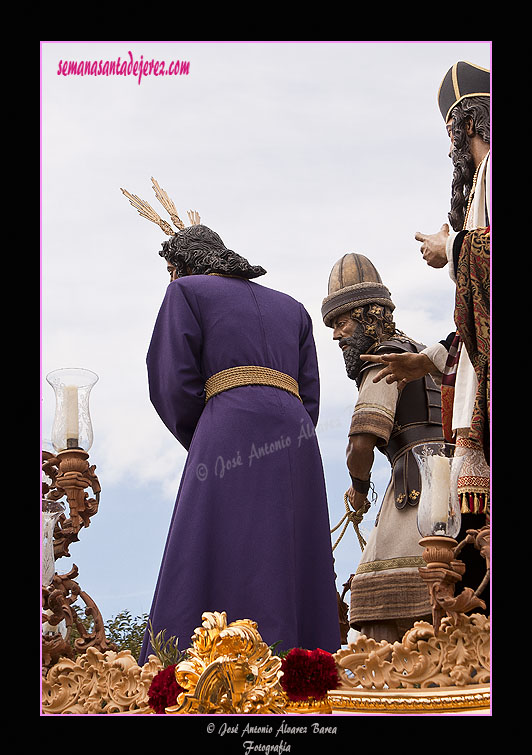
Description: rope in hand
xmin=331 ymin=492 xmax=371 ymax=553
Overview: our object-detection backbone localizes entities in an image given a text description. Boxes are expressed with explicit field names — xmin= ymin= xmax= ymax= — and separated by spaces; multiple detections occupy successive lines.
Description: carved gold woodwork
xmin=42 ymin=647 xmax=163 ymax=715
xmin=42 ymin=609 xmax=490 ymax=714
xmin=42 ymin=449 xmax=117 ymax=672
xmin=43 ymin=566 xmax=118 ymax=665
xmin=43 ymin=449 xmax=101 ymax=543
xmin=285 ymin=697 xmax=333 ymax=714
xmin=329 ymin=685 xmax=490 ymax=713
xmin=166 ymin=611 xmax=287 ymax=714
xmin=333 ymin=612 xmax=489 ymax=692
xmin=456 ymin=524 xmax=490 ymax=597
xmin=418 ymin=525 xmax=488 ymax=634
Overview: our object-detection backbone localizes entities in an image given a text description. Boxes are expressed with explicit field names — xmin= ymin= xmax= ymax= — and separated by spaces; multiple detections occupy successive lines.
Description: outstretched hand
xmin=360 ymin=352 xmax=435 ymax=387
xmin=415 ymin=223 xmax=449 ymax=268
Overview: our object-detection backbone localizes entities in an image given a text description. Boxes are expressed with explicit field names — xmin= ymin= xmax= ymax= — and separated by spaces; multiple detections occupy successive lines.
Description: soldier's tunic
xmin=348 ymin=336 xmax=444 ymax=640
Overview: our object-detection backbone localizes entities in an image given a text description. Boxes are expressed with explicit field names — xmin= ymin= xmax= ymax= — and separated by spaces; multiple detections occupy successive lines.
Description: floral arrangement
xmin=280 ymin=647 xmax=339 ymax=702
xmin=146 ymin=622 xmax=339 ymax=712
xmin=146 ymin=622 xmax=187 ymax=714
xmin=148 ymin=663 xmax=185 ymax=714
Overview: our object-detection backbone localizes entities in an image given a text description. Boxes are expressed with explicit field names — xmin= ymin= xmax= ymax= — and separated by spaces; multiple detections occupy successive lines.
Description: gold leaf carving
xmin=42 ymin=648 xmax=163 ymax=715
xmin=167 ymin=611 xmax=286 ymax=714
xmin=333 ymin=612 xmax=489 ymax=691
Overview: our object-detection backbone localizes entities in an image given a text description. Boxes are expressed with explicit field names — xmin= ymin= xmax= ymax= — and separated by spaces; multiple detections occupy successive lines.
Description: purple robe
xmin=138 ymin=274 xmax=341 ymax=664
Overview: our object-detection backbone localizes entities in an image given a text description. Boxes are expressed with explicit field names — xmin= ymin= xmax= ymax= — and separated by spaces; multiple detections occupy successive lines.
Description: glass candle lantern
xmin=412 ymin=442 xmax=464 ymax=538
xmin=46 ymin=368 xmax=98 ymax=452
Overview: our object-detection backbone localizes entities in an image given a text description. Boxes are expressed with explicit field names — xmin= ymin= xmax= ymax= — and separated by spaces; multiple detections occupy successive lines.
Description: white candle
xmin=430 ymin=455 xmax=450 ymax=527
xmin=65 ymin=386 xmax=79 ymax=445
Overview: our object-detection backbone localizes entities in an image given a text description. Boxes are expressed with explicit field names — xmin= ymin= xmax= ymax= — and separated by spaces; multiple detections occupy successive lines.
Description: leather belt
xmin=385 ymin=423 xmax=444 ymax=467
xmin=383 ymin=424 xmax=445 ymax=510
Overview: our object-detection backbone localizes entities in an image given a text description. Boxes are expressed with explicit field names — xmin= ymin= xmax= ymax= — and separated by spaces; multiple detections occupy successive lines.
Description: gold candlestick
xmin=418 ymin=536 xmax=463 ymax=633
xmin=43 ymin=368 xmax=117 ymax=673
xmin=413 ymin=442 xmax=486 ymax=634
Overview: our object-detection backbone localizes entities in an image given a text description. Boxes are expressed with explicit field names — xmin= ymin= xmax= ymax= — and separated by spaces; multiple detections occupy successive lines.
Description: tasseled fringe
xmin=459 ymin=492 xmax=487 ymax=515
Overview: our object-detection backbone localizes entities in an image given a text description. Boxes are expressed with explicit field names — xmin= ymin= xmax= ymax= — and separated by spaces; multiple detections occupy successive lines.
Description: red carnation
xmin=148 ymin=664 xmax=185 ymax=714
xmin=280 ymin=647 xmax=339 ymax=702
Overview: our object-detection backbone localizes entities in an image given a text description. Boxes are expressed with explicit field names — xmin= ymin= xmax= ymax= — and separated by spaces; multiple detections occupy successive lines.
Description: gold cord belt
xmin=205 ymin=366 xmax=301 ymax=403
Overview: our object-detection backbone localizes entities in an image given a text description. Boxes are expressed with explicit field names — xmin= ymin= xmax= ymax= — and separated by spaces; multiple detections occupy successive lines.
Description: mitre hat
xmin=321 ymin=253 xmax=394 ymax=327
xmin=438 ymin=61 xmax=490 ymax=123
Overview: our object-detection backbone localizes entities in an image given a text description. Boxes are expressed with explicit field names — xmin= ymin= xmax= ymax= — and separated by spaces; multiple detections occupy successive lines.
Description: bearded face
xmin=447 ymin=97 xmax=490 ymax=232
xmin=339 ymin=328 xmax=377 ymax=381
xmin=332 ymin=305 xmax=395 ymax=381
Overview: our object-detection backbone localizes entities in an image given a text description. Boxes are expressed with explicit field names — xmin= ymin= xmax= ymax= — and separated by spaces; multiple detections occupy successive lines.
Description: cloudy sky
xmin=41 ymin=41 xmax=491 ymax=637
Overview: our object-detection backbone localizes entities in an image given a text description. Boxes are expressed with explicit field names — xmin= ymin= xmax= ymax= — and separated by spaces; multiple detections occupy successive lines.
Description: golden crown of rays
xmin=120 ymin=177 xmax=200 ymax=236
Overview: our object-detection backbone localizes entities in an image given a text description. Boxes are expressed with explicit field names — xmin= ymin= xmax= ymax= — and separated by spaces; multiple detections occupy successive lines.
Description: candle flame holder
xmin=413 ymin=443 xmax=487 ymax=634
xmin=42 ymin=368 xmax=117 ymax=672
xmin=46 ymin=368 xmax=98 ymax=453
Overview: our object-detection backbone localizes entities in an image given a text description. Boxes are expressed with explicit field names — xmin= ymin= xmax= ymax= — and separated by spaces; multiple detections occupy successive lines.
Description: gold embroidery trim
xmin=329 ymin=686 xmax=490 ymax=713
xmin=456 ymin=436 xmax=483 ymax=450
xmin=355 ymin=556 xmax=426 ymax=575
xmin=205 ymin=365 xmax=301 ymax=403
xmin=457 ymin=475 xmax=489 ymax=491
xmin=452 ymin=62 xmax=461 ymax=101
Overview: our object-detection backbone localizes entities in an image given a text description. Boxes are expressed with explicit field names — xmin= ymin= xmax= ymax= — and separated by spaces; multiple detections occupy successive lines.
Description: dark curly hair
xmin=159 ymin=224 xmax=266 ymax=279
xmin=448 ymin=96 xmax=490 ymax=231
xmin=348 ymin=302 xmax=396 ymax=342
xmin=339 ymin=303 xmax=397 ymax=381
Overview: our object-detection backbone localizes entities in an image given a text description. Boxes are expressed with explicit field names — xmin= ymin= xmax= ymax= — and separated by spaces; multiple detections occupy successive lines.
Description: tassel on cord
xmin=459 ymin=492 xmax=487 ymax=515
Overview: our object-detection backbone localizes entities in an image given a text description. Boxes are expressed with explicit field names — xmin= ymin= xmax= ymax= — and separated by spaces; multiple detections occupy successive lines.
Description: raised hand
xmin=415 ymin=223 xmax=450 ymax=268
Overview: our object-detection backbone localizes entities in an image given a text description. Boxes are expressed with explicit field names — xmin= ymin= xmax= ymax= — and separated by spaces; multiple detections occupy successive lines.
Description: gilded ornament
xmin=41 ymin=609 xmax=490 ymax=714
xmin=165 ymin=611 xmax=287 ymax=714
xmin=285 ymin=697 xmax=332 ymax=714
xmin=42 ymin=647 xmax=163 ymax=714
xmin=333 ymin=612 xmax=489 ymax=693
xmin=329 ymin=685 xmax=490 ymax=713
